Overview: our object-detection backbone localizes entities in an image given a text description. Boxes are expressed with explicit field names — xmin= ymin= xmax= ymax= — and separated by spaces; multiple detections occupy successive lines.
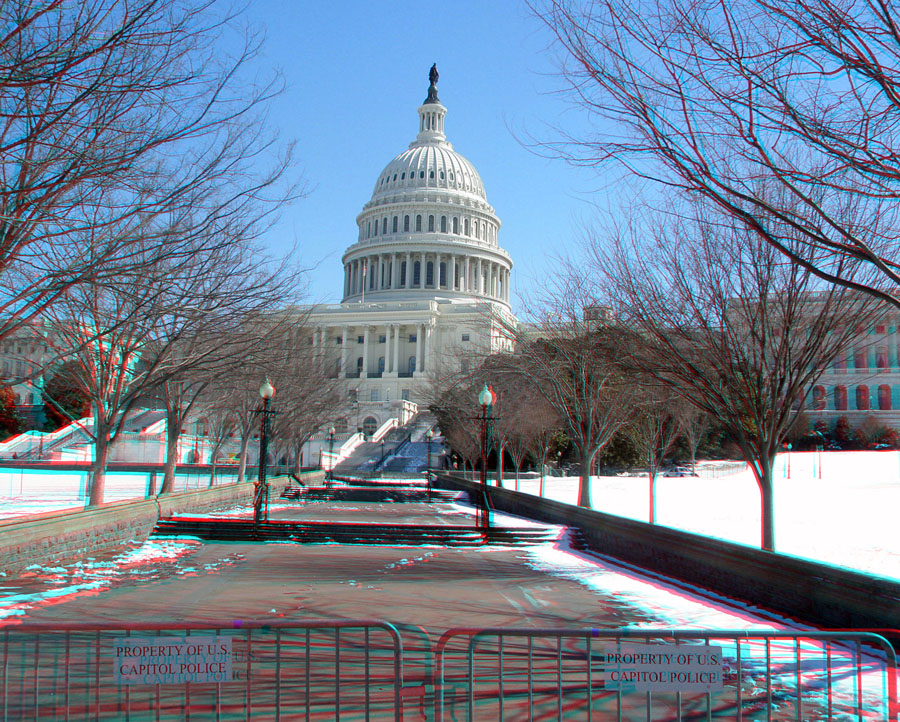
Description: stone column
xmin=464 ymin=257 xmax=470 ymax=292
xmin=423 ymin=323 xmax=432 ymax=372
xmin=405 ymin=252 xmax=412 ymax=288
xmin=393 ymin=325 xmax=401 ymax=375
xmin=421 ymin=252 xmax=427 ymax=288
xmin=477 ymin=259 xmax=483 ymax=294
xmin=415 ymin=323 xmax=423 ymax=375
xmin=384 ymin=324 xmax=392 ymax=373
xmin=340 ymin=327 xmax=349 ymax=376
xmin=361 ymin=326 xmax=370 ymax=378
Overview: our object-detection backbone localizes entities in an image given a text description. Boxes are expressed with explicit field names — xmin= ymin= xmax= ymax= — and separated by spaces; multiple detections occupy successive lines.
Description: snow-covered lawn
xmin=0 ymin=469 xmax=236 ymax=519
xmin=501 ymin=450 xmax=900 ymax=581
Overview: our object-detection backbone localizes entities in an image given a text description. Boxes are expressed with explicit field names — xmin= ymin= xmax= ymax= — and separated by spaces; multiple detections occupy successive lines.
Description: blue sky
xmin=247 ymin=0 xmax=611 ymax=308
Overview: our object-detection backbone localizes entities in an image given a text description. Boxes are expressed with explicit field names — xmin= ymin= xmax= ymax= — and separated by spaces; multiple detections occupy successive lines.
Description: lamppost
xmin=477 ymin=384 xmax=495 ymax=529
xmin=254 ymin=378 xmax=275 ymax=526
xmin=425 ymin=428 xmax=434 ymax=503
xmin=379 ymin=438 xmax=386 ymax=475
xmin=326 ymin=425 xmax=336 ymax=488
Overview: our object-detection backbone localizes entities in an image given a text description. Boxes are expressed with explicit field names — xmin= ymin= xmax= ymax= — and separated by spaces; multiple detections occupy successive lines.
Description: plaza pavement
xmin=9 ymin=498 xmax=776 ymax=632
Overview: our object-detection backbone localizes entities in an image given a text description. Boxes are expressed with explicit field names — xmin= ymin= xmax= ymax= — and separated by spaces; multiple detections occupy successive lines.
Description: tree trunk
xmin=87 ymin=428 xmax=111 ymax=507
xmin=160 ymin=424 xmax=179 ymax=495
xmin=577 ymin=450 xmax=597 ymax=508
xmin=237 ymin=433 xmax=250 ymax=484
xmin=208 ymin=459 xmax=218 ymax=488
xmin=753 ymin=455 xmax=777 ymax=551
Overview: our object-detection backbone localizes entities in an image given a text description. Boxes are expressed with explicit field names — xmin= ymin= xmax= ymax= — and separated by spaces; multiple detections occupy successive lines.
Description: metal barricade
xmin=1 ymin=619 xmax=405 ymax=721
xmin=434 ymin=627 xmax=899 ymax=721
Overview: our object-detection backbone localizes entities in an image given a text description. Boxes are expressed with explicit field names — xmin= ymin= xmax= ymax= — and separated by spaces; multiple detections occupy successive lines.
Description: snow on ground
xmin=0 ymin=469 xmax=238 ymax=519
xmin=3 ymin=451 xmax=900 ymax=581
xmin=0 ymin=538 xmax=244 ymax=623
xmin=502 ymin=451 xmax=900 ymax=581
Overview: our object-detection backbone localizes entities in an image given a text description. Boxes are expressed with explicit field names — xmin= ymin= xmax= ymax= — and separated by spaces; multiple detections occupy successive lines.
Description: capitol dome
xmin=341 ymin=67 xmax=513 ymax=308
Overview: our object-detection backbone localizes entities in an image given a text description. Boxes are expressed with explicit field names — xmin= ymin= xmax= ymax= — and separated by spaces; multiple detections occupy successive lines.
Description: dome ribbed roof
xmin=370 ymin=143 xmax=487 ymax=202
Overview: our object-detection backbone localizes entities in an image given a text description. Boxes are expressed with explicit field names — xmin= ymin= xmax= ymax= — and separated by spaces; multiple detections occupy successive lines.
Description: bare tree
xmin=495 ymin=277 xmax=635 ymax=508
xmin=624 ymin=384 xmax=682 ymax=524
xmin=534 ymin=0 xmax=900 ymax=306
xmin=676 ymin=404 xmax=711 ymax=474
xmin=0 ymin=0 xmax=295 ymax=340
xmin=595 ymin=203 xmax=888 ymax=550
xmin=427 ymin=371 xmax=482 ymax=480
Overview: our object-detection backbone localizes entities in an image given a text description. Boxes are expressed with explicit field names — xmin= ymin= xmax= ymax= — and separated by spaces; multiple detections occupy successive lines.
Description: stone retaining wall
xmin=434 ymin=473 xmax=900 ymax=643
xmin=0 ymin=471 xmax=324 ymax=575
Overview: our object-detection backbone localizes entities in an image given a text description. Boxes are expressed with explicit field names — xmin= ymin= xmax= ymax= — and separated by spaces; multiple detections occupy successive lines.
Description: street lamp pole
xmin=254 ymin=378 xmax=276 ymax=526
xmin=425 ymin=428 xmax=434 ymax=503
xmin=477 ymin=384 xmax=495 ymax=529
xmin=326 ymin=425 xmax=336 ymax=488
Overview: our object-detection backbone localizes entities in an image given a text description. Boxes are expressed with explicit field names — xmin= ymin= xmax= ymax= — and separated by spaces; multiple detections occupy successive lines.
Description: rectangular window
xmin=358 ymin=336 xmax=364 ymax=344
xmin=401 ymin=389 xmax=410 ymax=401
xmin=409 ymin=334 xmax=417 ymax=342
xmin=461 ymin=334 xmax=470 ymax=342
xmin=370 ymin=389 xmax=379 ymax=402
xmin=379 ymin=335 xmax=386 ymax=343
xmin=336 ymin=337 xmax=342 ymax=344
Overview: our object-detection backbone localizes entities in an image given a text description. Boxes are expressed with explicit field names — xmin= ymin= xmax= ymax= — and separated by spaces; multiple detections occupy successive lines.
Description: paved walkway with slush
xmin=8 ymin=498 xmax=780 ymax=630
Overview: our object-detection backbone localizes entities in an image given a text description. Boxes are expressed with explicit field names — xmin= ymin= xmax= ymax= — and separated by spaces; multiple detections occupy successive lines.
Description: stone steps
xmin=152 ymin=518 xmax=558 ymax=547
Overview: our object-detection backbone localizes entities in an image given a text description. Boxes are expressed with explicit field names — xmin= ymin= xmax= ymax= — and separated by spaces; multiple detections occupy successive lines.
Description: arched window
xmin=475 ymin=222 xmax=481 ymax=239
xmin=400 ymin=261 xmax=407 ymax=286
xmin=855 ymin=348 xmax=868 ymax=370
xmin=879 ymin=384 xmax=892 ymax=410
xmin=453 ymin=217 xmax=458 ymax=234
xmin=426 ymin=261 xmax=434 ymax=286
xmin=464 ymin=218 xmax=470 ymax=236
xmin=392 ymin=174 xmax=397 ymax=181
xmin=366 ymin=221 xmax=371 ymax=239
xmin=415 ymin=215 xmax=422 ymax=232
xmin=400 ymin=172 xmax=405 ymax=180
xmin=419 ymin=170 xmax=424 ymax=179
xmin=378 ymin=356 xmax=385 ymax=373
xmin=356 ymin=357 xmax=363 ymax=375
xmin=413 ymin=261 xmax=421 ymax=286
xmin=877 ymin=347 xmax=888 ymax=370
xmin=440 ymin=170 xmax=445 ymax=180
xmin=834 ymin=385 xmax=848 ymax=410
xmin=392 ymin=216 xmax=398 ymax=233
xmin=408 ymin=356 xmax=416 ymax=374
xmin=857 ymin=385 xmax=870 ymax=410
xmin=373 ymin=219 xmax=378 ymax=236
xmin=812 ymin=385 xmax=826 ymax=410
xmin=428 ymin=215 xmax=435 ymax=232
xmin=363 ymin=416 xmax=378 ymax=436
xmin=382 ymin=218 xmax=387 ymax=235
xmin=439 ymin=262 xmax=447 ymax=287
xmin=440 ymin=216 xmax=447 ymax=233
xmin=403 ymin=215 xmax=410 ymax=232
xmin=429 ymin=170 xmax=434 ymax=179
xmin=833 ymin=354 xmax=847 ymax=372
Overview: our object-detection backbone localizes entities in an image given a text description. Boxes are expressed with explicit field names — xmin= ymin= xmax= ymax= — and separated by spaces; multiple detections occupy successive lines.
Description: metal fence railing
xmin=2 ymin=620 xmax=405 ymax=721
xmin=2 ymin=622 xmax=897 ymax=721
xmin=434 ymin=627 xmax=899 ymax=721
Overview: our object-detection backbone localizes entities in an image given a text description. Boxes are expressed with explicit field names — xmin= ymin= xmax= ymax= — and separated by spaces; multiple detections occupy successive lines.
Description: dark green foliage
xmin=0 ymin=386 xmax=22 ymax=439
xmin=596 ymin=430 xmax=638 ymax=470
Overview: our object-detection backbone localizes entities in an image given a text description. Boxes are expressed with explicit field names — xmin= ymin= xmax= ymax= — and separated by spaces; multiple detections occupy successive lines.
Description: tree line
xmin=0 ymin=1 xmax=346 ymax=505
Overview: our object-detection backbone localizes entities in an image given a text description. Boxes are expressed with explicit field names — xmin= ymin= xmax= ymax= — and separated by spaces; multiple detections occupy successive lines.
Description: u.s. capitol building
xmin=302 ymin=67 xmax=517 ymax=434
